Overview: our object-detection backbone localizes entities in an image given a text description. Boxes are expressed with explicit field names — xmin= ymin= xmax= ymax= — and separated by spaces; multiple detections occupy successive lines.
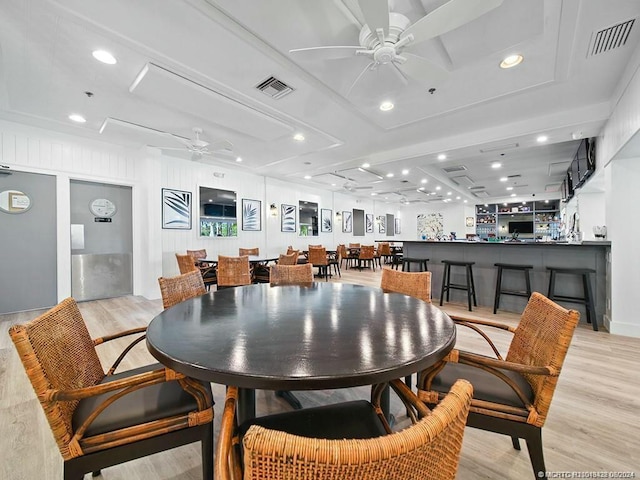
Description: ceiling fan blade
xmin=208 ymin=140 xmax=233 ymax=152
xmin=346 ymin=61 xmax=376 ymax=97
xmin=149 ymin=146 xmax=187 ymax=151
xmin=162 ymin=132 xmax=193 ymax=148
xmin=396 ymin=53 xmax=448 ymax=86
xmin=289 ymin=45 xmax=363 ymax=60
xmin=357 ymin=0 xmax=389 ymax=36
xmin=400 ymin=0 xmax=503 ymax=46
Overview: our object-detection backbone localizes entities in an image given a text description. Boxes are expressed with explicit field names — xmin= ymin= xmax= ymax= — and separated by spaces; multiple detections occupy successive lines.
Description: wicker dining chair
xmin=217 ymin=255 xmax=252 ymax=288
xmin=378 ymin=242 xmax=392 ymax=265
xmin=381 ymin=268 xmax=431 ymax=303
xmin=277 ymin=252 xmax=298 ymax=265
xmin=216 ymin=379 xmax=472 ymax=480
xmin=175 ymin=253 xmax=198 ymax=273
xmin=357 ymin=245 xmax=376 ymax=271
xmin=307 ymin=246 xmax=329 ymax=281
xmin=269 ymin=264 xmax=313 ymax=284
xmin=187 ymin=249 xmax=207 ymax=261
xmin=239 ymin=247 xmax=259 ymax=256
xmin=418 ymin=292 xmax=580 ymax=478
xmin=158 ymin=270 xmax=207 ymax=309
xmin=8 ymin=297 xmax=214 ymax=480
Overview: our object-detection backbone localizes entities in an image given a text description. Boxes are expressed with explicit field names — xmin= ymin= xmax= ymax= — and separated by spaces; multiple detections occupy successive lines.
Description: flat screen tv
xmin=578 ymin=138 xmax=596 ymax=183
xmin=571 ymin=157 xmax=581 ymax=189
xmin=508 ymin=221 xmax=534 ymax=234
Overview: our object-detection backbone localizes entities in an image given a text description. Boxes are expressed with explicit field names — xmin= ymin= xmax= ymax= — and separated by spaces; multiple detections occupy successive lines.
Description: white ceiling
xmin=1 ymin=0 xmax=639 ymax=205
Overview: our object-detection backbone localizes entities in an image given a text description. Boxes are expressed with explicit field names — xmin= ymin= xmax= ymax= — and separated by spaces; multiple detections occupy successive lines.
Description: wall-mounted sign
xmin=94 ymin=217 xmax=112 ymax=223
xmin=89 ymin=198 xmax=116 ymax=217
xmin=0 ymin=190 xmax=32 ymax=214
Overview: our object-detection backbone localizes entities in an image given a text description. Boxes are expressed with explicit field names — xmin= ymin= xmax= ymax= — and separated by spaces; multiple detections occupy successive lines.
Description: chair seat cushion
xmin=239 ymin=400 xmax=388 ymax=440
xmin=431 ymin=362 xmax=534 ymax=408
xmin=72 ymin=363 xmax=212 ymax=437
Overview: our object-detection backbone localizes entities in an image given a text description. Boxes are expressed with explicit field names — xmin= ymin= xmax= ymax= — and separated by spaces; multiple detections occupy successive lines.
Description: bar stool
xmin=493 ymin=263 xmax=533 ymax=314
xmin=440 ymin=260 xmax=477 ymax=311
xmin=547 ymin=267 xmax=598 ymax=331
xmin=392 ymin=252 xmax=403 ymax=270
xmin=402 ymin=257 xmax=429 ymax=272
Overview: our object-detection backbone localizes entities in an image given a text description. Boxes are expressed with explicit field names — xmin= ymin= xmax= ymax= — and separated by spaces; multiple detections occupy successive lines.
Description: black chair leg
xmin=511 ymin=436 xmax=521 ymax=450
xmin=91 ymin=471 xmax=102 ymax=477
xmin=276 ymin=390 xmax=303 ymax=410
xmin=525 ymin=429 xmax=546 ymax=478
xmin=494 ymin=267 xmax=503 ymax=314
xmin=202 ymin=422 xmax=214 ymax=480
xmin=583 ymin=273 xmax=598 ymax=331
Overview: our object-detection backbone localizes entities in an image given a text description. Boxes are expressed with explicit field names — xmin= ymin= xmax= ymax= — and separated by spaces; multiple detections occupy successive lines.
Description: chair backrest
xmin=348 ymin=243 xmax=361 ymax=248
xmin=269 ymin=264 xmax=314 ymax=285
xmin=286 ymin=246 xmax=297 ymax=255
xmin=378 ymin=242 xmax=391 ymax=255
xmin=175 ymin=253 xmax=198 ymax=274
xmin=381 ymin=269 xmax=432 ymax=303
xmin=359 ymin=245 xmax=375 ymax=259
xmin=337 ymin=244 xmax=347 ymax=258
xmin=307 ymin=246 xmax=327 ymax=266
xmin=277 ymin=252 xmax=298 ymax=265
xmin=239 ymin=247 xmax=259 ymax=256
xmin=8 ymin=298 xmax=105 ymax=459
xmin=505 ymin=292 xmax=580 ymax=425
xmin=241 ymin=379 xmax=473 ymax=480
xmin=186 ymin=249 xmax=207 ymax=260
xmin=217 ymin=255 xmax=252 ymax=287
xmin=158 ymin=270 xmax=207 ymax=309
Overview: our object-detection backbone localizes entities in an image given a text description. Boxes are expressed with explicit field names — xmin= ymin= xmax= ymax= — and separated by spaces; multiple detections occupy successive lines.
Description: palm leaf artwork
xmin=343 ymin=211 xmax=352 ymax=233
xmin=323 ymin=216 xmax=332 ymax=231
xmin=321 ymin=208 xmax=332 ymax=233
xmin=281 ymin=204 xmax=296 ymax=232
xmin=242 ymin=199 xmax=261 ymax=231
xmin=366 ymin=214 xmax=374 ymax=233
xmin=162 ymin=189 xmax=191 ymax=229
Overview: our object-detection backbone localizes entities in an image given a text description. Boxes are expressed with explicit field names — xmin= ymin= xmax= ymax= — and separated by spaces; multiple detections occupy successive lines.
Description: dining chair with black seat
xmin=357 ymin=245 xmax=376 ymax=271
xmin=8 ymin=297 xmax=214 ymax=480
xmin=158 ymin=270 xmax=207 ymax=309
xmin=336 ymin=243 xmax=349 ymax=269
xmin=238 ymin=247 xmax=259 ymax=256
xmin=186 ymin=249 xmax=217 ymax=290
xmin=381 ymin=269 xmax=432 ymax=395
xmin=217 ymin=255 xmax=252 ymax=289
xmin=378 ymin=242 xmax=392 ymax=265
xmin=175 ymin=253 xmax=199 ymax=274
xmin=216 ymin=378 xmax=472 ymax=480
xmin=307 ymin=245 xmax=330 ymax=281
xmin=269 ymin=263 xmax=313 ymax=285
xmin=276 ymin=252 xmax=298 ymax=265
xmin=417 ymin=292 xmax=580 ymax=478
xmin=328 ymin=248 xmax=342 ymax=277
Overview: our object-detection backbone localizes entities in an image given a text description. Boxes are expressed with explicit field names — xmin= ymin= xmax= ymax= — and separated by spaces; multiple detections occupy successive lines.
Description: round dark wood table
xmin=147 ymin=282 xmax=455 ymax=423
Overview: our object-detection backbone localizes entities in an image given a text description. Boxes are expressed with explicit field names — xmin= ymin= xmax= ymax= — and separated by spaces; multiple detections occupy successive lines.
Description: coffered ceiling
xmin=1 ymin=0 xmax=639 ymax=204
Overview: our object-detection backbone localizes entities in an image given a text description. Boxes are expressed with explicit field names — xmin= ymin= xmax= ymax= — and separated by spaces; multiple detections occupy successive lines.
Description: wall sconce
xmin=270 ymin=203 xmax=278 ymax=217
xmin=335 ymin=211 xmax=342 ymax=220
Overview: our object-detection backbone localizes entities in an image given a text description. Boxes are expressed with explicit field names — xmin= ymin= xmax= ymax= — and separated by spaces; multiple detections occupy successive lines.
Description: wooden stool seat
xmin=440 ymin=260 xmax=477 ymax=311
xmin=493 ymin=263 xmax=533 ymax=314
xmin=402 ymin=257 xmax=429 ymax=272
xmin=547 ymin=267 xmax=597 ymax=331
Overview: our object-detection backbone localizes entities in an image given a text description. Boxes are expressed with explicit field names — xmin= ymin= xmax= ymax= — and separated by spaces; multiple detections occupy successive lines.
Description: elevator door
xmin=0 ymin=170 xmax=57 ymax=314
xmin=70 ymin=180 xmax=132 ymax=301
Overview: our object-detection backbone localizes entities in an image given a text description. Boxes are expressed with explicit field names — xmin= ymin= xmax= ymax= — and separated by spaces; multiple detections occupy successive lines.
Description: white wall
xmin=402 ymin=202 xmax=472 ymax=240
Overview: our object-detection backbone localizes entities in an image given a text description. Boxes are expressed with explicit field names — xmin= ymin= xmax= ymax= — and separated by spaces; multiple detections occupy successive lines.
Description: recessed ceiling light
xmin=447 ymin=191 xmax=452 ymax=196
xmin=537 ymin=135 xmax=548 ymax=143
xmin=401 ymin=169 xmax=409 ymax=175
xmin=506 ymin=186 xmax=513 ymax=191
xmin=500 ymin=54 xmax=523 ymax=69
xmin=304 ymin=175 xmax=311 ymax=179
xmin=463 ymin=200 xmax=468 ymax=203
xmin=386 ymin=173 xmax=394 ymax=178
xmin=293 ymin=133 xmax=305 ymax=142
xmin=418 ymin=187 xmax=425 ymax=191
xmin=371 ymin=192 xmax=377 ymax=196
xmin=510 ymin=193 xmax=516 ymax=197
xmin=499 ymin=177 xmax=508 ymax=182
xmin=379 ymin=101 xmax=394 ymax=111
xmin=362 ymin=162 xmax=370 ymax=168
xmin=491 ymin=162 xmax=502 ymax=169
xmin=437 ymin=153 xmax=447 ymax=161
xmin=421 ymin=179 xmax=427 ymax=184
xmin=92 ymin=49 xmax=117 ymax=65
xmin=236 ymin=157 xmax=242 ymax=162
xmin=436 ymin=186 xmax=441 ymax=191
xmin=545 ymin=200 xmax=549 ymax=203
xmin=68 ymin=113 xmax=86 ymax=123
xmin=331 ymin=183 xmax=336 ymax=186
xmin=456 ymin=196 xmax=461 ymax=200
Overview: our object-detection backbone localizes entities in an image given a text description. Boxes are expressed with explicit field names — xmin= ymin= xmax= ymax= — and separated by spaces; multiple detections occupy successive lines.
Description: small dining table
xmin=146 ymin=282 xmax=456 ymax=424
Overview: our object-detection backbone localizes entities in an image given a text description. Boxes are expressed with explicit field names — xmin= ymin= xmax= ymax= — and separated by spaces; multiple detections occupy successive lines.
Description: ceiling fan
xmin=343 ymin=181 xmax=373 ymax=192
xmin=154 ymin=127 xmax=234 ymax=161
xmin=289 ymin=0 xmax=503 ymax=95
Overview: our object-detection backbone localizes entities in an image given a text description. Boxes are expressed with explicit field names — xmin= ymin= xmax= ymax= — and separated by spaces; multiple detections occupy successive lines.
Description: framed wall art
xmin=378 ymin=215 xmax=386 ymax=233
xmin=321 ymin=208 xmax=332 ymax=232
xmin=366 ymin=213 xmax=374 ymax=233
xmin=162 ymin=188 xmax=191 ymax=230
xmin=242 ymin=198 xmax=261 ymax=231
xmin=281 ymin=204 xmax=296 ymax=232
xmin=342 ymin=210 xmax=352 ymax=233
xmin=395 ymin=218 xmax=401 ymax=234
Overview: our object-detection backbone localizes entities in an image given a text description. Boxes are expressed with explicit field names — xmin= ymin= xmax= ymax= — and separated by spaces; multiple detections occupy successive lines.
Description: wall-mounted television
xmin=578 ymin=138 xmax=596 ymax=183
xmin=508 ymin=221 xmax=534 ymax=234
xmin=570 ymin=157 xmax=581 ymax=189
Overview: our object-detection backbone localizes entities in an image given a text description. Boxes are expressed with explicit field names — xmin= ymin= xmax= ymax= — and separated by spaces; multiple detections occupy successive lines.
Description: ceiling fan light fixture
xmin=379 ymin=101 xmax=394 ymax=111
xmin=68 ymin=113 xmax=86 ymax=123
xmin=92 ymin=49 xmax=117 ymax=65
xmin=500 ymin=54 xmax=523 ymax=69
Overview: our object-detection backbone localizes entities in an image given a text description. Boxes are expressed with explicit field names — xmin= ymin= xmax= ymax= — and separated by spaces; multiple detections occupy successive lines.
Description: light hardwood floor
xmin=1 ymin=265 xmax=639 ymax=479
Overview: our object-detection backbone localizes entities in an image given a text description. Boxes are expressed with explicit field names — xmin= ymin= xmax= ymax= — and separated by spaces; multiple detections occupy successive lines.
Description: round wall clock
xmin=89 ymin=198 xmax=117 ymax=217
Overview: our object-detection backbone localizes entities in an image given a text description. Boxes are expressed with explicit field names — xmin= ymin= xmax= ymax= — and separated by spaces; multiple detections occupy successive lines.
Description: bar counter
xmin=392 ymin=240 xmax=611 ymax=323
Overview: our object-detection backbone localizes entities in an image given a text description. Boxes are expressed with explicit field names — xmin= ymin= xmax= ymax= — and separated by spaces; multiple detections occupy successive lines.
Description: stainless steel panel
xmin=72 ymin=253 xmax=133 ymax=301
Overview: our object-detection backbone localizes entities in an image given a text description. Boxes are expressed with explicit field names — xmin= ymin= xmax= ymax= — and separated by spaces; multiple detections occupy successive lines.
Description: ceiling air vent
xmin=469 ymin=185 xmax=486 ymax=191
xmin=588 ymin=19 xmax=635 ymax=57
xmin=442 ymin=165 xmax=467 ymax=174
xmin=451 ymin=175 xmax=475 ymax=186
xmin=473 ymin=191 xmax=490 ymax=198
xmin=255 ymin=76 xmax=294 ymax=99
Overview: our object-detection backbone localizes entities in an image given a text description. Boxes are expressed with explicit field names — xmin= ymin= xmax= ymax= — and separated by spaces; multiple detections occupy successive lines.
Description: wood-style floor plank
xmin=1 ymin=264 xmax=638 ymax=479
